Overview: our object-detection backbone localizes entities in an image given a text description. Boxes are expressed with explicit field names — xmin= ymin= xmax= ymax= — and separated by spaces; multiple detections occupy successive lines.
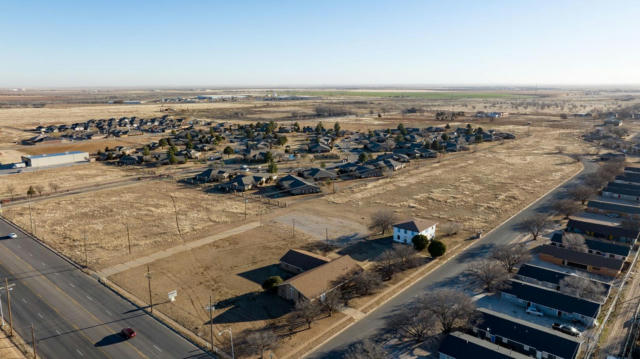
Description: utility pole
xmin=31 ymin=323 xmax=36 ymax=359
xmin=209 ymin=294 xmax=214 ymax=352
xmin=27 ymin=197 xmax=34 ymax=234
xmin=83 ymin=233 xmax=88 ymax=268
xmin=125 ymin=223 xmax=131 ymax=255
xmin=6 ymin=278 xmax=12 ymax=336
xmin=145 ymin=265 xmax=153 ymax=313
xmin=244 ymin=199 xmax=248 ymax=221
xmin=292 ymin=219 xmax=295 ymax=238
xmin=325 ymin=228 xmax=329 ymax=249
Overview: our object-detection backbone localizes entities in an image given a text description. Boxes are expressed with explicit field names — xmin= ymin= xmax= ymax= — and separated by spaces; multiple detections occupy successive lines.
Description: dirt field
xmin=0 ymin=162 xmax=143 ymax=198
xmin=318 ymin=125 xmax=589 ymax=242
xmin=2 ymin=180 xmax=269 ymax=268
xmin=109 ymin=222 xmax=318 ymax=344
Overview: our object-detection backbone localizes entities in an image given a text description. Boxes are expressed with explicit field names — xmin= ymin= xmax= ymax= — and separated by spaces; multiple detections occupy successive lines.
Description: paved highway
xmin=0 ymin=217 xmax=209 ymax=359
xmin=308 ymin=159 xmax=598 ymax=358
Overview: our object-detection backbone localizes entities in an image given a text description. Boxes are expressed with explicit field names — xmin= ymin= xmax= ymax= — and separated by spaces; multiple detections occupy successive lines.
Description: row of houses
xmin=440 ymin=166 xmax=640 ymax=358
xmin=33 ymin=115 xmax=187 ymax=138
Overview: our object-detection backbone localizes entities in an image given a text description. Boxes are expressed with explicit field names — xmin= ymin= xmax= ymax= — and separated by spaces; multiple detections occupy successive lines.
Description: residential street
xmin=308 ymin=159 xmax=598 ymax=358
xmin=0 ymin=217 xmax=209 ymax=359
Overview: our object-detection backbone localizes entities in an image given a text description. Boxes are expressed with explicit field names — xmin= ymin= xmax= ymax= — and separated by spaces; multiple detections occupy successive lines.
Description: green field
xmin=285 ymin=90 xmax=531 ymax=100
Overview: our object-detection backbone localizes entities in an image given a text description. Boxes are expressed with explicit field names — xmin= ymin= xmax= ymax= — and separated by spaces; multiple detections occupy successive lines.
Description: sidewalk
xmin=98 ymin=221 xmax=260 ymax=277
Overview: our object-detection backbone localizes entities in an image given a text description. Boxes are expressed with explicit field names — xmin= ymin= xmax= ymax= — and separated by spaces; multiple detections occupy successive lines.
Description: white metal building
xmin=21 ymin=151 xmax=89 ymax=167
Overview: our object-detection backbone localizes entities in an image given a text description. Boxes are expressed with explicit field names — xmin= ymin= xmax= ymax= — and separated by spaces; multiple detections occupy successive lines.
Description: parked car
xmin=526 ymin=306 xmax=543 ymax=317
xmin=7 ymin=233 xmax=17 ymax=239
xmin=469 ymin=231 xmax=483 ymax=240
xmin=120 ymin=328 xmax=136 ymax=339
xmin=552 ymin=323 xmax=581 ymax=337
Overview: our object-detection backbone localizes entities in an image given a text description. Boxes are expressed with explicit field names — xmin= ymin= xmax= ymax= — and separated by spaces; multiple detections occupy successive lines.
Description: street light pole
xmin=218 ymin=329 xmax=234 ymax=359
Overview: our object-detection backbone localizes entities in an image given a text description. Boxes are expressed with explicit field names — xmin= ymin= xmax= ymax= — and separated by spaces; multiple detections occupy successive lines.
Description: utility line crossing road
xmin=308 ymin=160 xmax=597 ymax=358
xmin=0 ymin=217 xmax=209 ymax=359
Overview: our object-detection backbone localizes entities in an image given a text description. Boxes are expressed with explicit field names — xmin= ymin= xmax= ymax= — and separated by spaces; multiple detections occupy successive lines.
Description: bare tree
xmin=377 ymin=249 xmax=398 ymax=280
xmin=568 ymin=185 xmax=595 ymax=205
xmin=621 ymin=217 xmax=640 ymax=234
xmin=562 ymin=232 xmax=588 ymax=251
xmin=439 ymin=222 xmax=461 ymax=237
xmin=489 ymin=243 xmax=531 ymax=273
xmin=520 ymin=213 xmax=550 ymax=241
xmin=393 ymin=245 xmax=421 ymax=270
xmin=387 ymin=304 xmax=438 ymax=342
xmin=552 ymin=199 xmax=582 ymax=219
xmin=584 ymin=175 xmax=608 ymax=190
xmin=321 ymin=289 xmax=342 ymax=316
xmin=34 ymin=185 xmax=44 ymax=196
xmin=49 ymin=182 xmax=60 ymax=193
xmin=6 ymin=184 xmax=15 ymax=199
xmin=369 ymin=209 xmax=396 ymax=235
xmin=245 ymin=329 xmax=279 ymax=359
xmin=344 ymin=339 xmax=388 ymax=359
xmin=352 ymin=270 xmax=383 ymax=296
xmin=419 ymin=289 xmax=476 ymax=334
xmin=559 ymin=275 xmax=606 ymax=302
xmin=289 ymin=300 xmax=321 ymax=330
xmin=467 ymin=259 xmax=511 ymax=292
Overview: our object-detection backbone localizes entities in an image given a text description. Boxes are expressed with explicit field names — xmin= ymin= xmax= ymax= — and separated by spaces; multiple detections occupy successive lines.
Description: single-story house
xmin=439 ymin=331 xmax=531 ymax=359
xmin=194 ymin=168 xmax=229 ymax=183
xmin=587 ymin=198 xmax=640 ymax=218
xmin=602 ymin=184 xmax=640 ymax=202
xmin=501 ymin=279 xmax=602 ymax=327
xmin=277 ymin=255 xmax=362 ymax=303
xmin=277 ymin=174 xmax=321 ymax=195
xmin=218 ymin=174 xmax=265 ymax=192
xmin=471 ymin=308 xmax=582 ymax=359
xmin=566 ymin=214 xmax=638 ymax=244
xmin=550 ymin=232 xmax=630 ymax=260
xmin=279 ymin=249 xmax=331 ymax=274
xmin=538 ymin=244 xmax=624 ymax=278
xmin=308 ymin=143 xmax=331 ymax=153
xmin=300 ymin=168 xmax=338 ymax=182
xmin=392 ymin=219 xmax=438 ymax=244
xmin=118 ymin=155 xmax=140 ymax=166
xmin=516 ymin=263 xmax=610 ymax=298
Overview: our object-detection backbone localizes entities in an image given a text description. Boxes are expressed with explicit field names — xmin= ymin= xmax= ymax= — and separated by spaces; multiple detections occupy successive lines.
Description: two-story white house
xmin=392 ymin=219 xmax=438 ymax=244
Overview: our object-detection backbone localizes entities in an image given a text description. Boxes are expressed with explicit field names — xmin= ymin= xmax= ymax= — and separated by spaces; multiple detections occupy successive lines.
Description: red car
xmin=120 ymin=328 xmax=136 ymax=339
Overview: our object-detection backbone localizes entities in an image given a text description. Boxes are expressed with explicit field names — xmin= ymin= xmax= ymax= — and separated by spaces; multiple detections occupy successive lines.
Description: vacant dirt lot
xmin=2 ymin=180 xmax=269 ymax=268
xmin=109 ymin=222 xmax=319 ymax=345
xmin=0 ymin=162 xmax=142 ymax=198
xmin=319 ymin=125 xmax=589 ymax=243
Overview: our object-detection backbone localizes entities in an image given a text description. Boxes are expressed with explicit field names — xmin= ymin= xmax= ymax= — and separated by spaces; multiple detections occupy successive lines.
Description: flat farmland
xmin=2 ymin=180 xmax=269 ymax=268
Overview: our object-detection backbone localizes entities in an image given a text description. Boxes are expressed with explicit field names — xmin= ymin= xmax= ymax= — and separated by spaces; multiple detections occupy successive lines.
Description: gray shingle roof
xmin=393 ymin=219 xmax=438 ymax=233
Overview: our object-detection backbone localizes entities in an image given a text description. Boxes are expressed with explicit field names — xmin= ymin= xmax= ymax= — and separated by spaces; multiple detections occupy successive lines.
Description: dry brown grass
xmin=0 ymin=162 xmax=141 ymax=198
xmin=2 ymin=180 xmax=269 ymax=268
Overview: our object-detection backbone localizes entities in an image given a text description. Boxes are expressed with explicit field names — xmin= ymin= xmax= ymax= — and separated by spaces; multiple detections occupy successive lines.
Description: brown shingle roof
xmin=393 ymin=219 xmax=438 ymax=233
xmin=539 ymin=244 xmax=624 ymax=271
xmin=282 ymin=255 xmax=362 ymax=300
xmin=279 ymin=249 xmax=330 ymax=272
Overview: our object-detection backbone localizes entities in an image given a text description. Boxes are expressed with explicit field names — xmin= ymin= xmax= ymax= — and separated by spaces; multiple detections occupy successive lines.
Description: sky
xmin=1 ymin=0 xmax=639 ymax=88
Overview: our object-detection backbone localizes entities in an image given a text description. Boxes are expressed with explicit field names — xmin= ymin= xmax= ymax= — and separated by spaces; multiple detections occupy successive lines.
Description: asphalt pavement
xmin=308 ymin=159 xmax=598 ymax=358
xmin=0 ymin=217 xmax=210 ymax=359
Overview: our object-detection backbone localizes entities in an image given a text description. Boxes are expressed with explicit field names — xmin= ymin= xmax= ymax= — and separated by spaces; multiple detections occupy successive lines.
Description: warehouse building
xmin=21 ymin=151 xmax=90 ymax=167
